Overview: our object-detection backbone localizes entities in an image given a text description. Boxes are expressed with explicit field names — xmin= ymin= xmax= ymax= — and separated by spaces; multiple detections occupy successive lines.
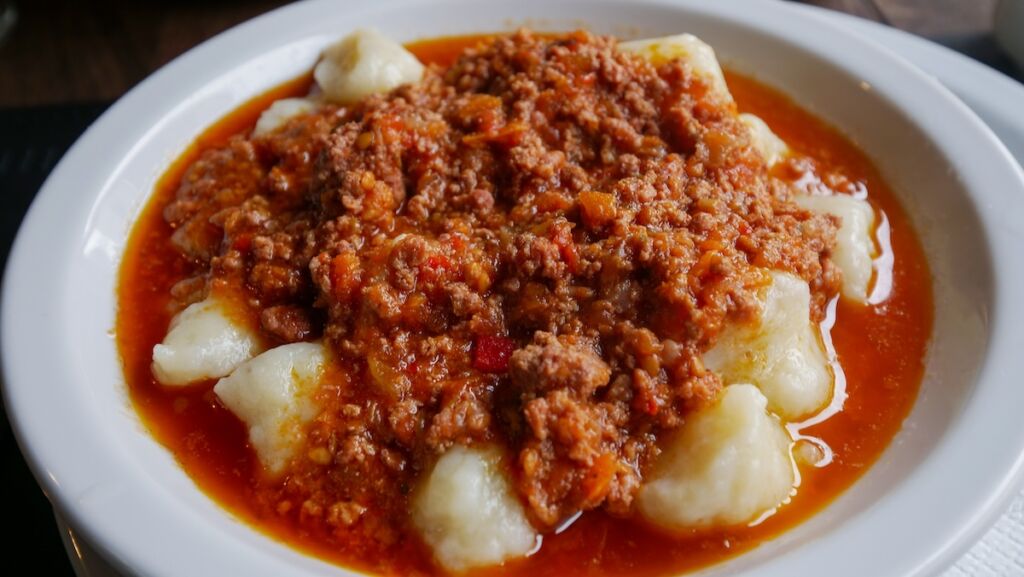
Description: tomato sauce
xmin=116 ymin=35 xmax=932 ymax=576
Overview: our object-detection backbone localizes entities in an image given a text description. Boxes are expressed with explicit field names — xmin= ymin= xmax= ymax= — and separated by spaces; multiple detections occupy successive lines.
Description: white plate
xmin=788 ymin=9 xmax=1024 ymax=576
xmin=790 ymin=10 xmax=1024 ymax=577
xmin=55 ymin=15 xmax=1024 ymax=574
xmin=5 ymin=1 xmax=1023 ymax=576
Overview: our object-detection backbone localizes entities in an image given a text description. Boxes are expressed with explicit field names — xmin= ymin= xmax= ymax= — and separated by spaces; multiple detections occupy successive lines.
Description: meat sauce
xmin=116 ymin=34 xmax=932 ymax=576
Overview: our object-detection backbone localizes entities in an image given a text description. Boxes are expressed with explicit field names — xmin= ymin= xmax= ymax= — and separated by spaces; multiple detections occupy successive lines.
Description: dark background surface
xmin=0 ymin=0 xmax=1019 ymax=574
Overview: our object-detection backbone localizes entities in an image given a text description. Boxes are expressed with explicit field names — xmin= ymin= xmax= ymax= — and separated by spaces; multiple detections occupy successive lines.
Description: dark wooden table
xmin=0 ymin=0 xmax=1018 ymax=574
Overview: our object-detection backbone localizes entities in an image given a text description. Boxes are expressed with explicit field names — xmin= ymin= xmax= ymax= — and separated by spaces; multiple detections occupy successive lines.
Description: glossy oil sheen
xmin=116 ymin=35 xmax=933 ymax=577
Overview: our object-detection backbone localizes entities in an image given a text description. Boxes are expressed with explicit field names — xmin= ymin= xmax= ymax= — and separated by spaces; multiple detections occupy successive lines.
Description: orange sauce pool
xmin=116 ymin=35 xmax=933 ymax=576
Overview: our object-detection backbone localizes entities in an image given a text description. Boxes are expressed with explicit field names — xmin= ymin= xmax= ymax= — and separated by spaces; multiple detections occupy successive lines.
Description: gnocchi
xmin=796 ymin=194 xmax=877 ymax=303
xmin=637 ymin=384 xmax=795 ymax=529
xmin=314 ymin=28 xmax=425 ymax=104
xmin=412 ymin=445 xmax=538 ymax=572
xmin=704 ymin=272 xmax=832 ymax=420
xmin=213 ymin=342 xmax=327 ymax=475
xmin=151 ymin=295 xmax=260 ymax=386
xmin=619 ymin=34 xmax=732 ymax=103
xmin=252 ymin=98 xmax=316 ymax=137
xmin=740 ymin=112 xmax=790 ymax=166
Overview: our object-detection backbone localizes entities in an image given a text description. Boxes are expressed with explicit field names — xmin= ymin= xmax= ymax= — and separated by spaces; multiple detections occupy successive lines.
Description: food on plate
xmin=151 ymin=293 xmax=261 ymax=386
xmin=314 ymin=28 xmax=425 ymax=104
xmin=618 ymin=34 xmax=731 ymax=101
xmin=412 ymin=445 xmax=539 ymax=571
xmin=253 ymin=98 xmax=318 ymax=137
xmin=637 ymin=384 xmax=795 ymax=529
xmin=213 ymin=342 xmax=328 ymax=475
xmin=795 ymin=193 xmax=877 ymax=302
xmin=117 ymin=28 xmax=931 ymax=576
xmin=703 ymin=272 xmax=832 ymax=420
xmin=740 ymin=113 xmax=789 ymax=167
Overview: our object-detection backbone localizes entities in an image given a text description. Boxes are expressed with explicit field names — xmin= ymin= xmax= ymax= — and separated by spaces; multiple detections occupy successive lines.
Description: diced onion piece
xmin=213 ymin=342 xmax=327 ymax=475
xmin=618 ymin=34 xmax=732 ymax=102
xmin=412 ymin=445 xmax=537 ymax=572
xmin=151 ymin=295 xmax=260 ymax=386
xmin=796 ymin=194 xmax=877 ymax=303
xmin=314 ymin=28 xmax=425 ymax=104
xmin=740 ymin=113 xmax=789 ymax=166
xmin=252 ymin=98 xmax=316 ymax=137
xmin=637 ymin=384 xmax=795 ymax=529
xmin=704 ymin=272 xmax=832 ymax=420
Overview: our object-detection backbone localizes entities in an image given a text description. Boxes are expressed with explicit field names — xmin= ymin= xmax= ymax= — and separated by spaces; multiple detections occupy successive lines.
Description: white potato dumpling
xmin=740 ymin=113 xmax=790 ymax=166
xmin=412 ymin=445 xmax=538 ymax=572
xmin=314 ymin=28 xmax=425 ymax=104
xmin=618 ymin=34 xmax=732 ymax=102
xmin=638 ymin=384 xmax=795 ymax=529
xmin=704 ymin=272 xmax=832 ymax=420
xmin=252 ymin=98 xmax=316 ymax=137
xmin=213 ymin=342 xmax=327 ymax=475
xmin=152 ymin=295 xmax=260 ymax=386
xmin=796 ymin=194 xmax=877 ymax=303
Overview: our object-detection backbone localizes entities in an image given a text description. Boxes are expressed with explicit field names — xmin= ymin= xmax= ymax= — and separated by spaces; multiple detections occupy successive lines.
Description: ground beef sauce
xmin=117 ymin=31 xmax=932 ymax=576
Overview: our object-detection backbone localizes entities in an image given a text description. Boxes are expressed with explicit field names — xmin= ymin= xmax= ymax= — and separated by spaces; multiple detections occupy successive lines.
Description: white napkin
xmin=946 ymin=488 xmax=1024 ymax=576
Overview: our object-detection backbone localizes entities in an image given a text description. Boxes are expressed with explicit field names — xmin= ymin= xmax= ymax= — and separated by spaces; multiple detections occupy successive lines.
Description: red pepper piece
xmin=472 ymin=335 xmax=516 ymax=373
